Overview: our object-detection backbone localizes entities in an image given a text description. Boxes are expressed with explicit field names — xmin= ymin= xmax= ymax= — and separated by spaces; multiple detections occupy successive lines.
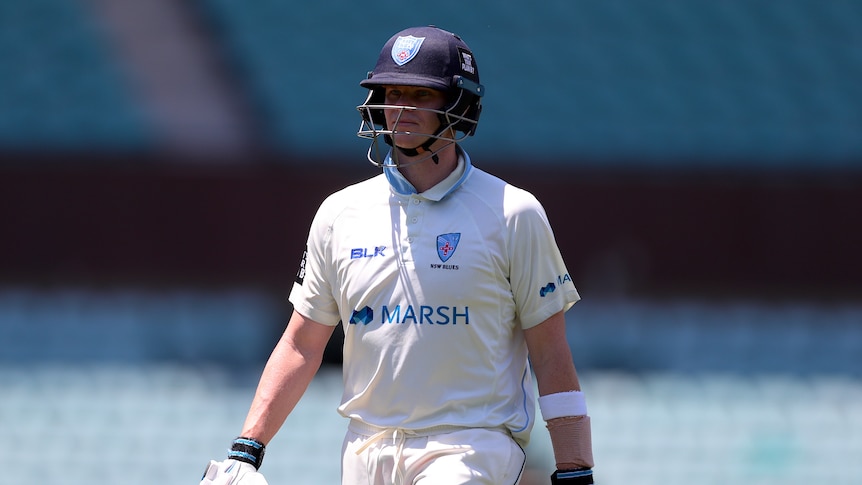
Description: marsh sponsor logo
xmin=349 ymin=304 xmax=470 ymax=325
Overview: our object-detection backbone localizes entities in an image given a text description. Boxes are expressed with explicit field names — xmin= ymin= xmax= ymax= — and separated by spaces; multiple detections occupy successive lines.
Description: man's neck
xmin=396 ymin=143 xmax=459 ymax=193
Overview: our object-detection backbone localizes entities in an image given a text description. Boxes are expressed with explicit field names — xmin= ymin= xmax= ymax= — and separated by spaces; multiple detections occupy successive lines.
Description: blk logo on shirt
xmin=351 ymin=246 xmax=387 ymax=259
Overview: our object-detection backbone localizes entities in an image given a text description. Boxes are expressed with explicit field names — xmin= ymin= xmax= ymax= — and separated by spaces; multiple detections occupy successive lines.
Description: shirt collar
xmin=383 ymin=148 xmax=473 ymax=201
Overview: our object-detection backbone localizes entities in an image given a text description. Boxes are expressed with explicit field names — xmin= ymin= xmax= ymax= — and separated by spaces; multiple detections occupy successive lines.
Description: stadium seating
xmin=0 ymin=0 xmax=150 ymax=150
xmin=3 ymin=0 xmax=859 ymax=164
xmin=196 ymin=0 xmax=862 ymax=166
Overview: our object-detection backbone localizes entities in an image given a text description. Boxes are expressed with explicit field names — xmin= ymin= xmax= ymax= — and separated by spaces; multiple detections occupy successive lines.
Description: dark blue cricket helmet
xmin=357 ymin=26 xmax=484 ymax=139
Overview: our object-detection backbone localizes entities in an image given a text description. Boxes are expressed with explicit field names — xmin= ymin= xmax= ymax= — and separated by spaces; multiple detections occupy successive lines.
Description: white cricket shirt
xmin=289 ymin=149 xmax=580 ymax=445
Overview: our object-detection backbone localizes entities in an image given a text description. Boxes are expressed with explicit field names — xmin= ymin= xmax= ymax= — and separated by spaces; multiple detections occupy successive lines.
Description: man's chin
xmin=391 ymin=134 xmax=429 ymax=149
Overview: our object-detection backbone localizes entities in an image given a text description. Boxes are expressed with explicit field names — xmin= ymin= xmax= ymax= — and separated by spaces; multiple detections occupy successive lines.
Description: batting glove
xmin=200 ymin=459 xmax=269 ymax=485
xmin=551 ymin=468 xmax=594 ymax=484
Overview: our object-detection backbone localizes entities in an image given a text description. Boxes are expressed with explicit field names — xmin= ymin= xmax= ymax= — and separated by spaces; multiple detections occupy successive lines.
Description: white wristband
xmin=538 ymin=390 xmax=587 ymax=420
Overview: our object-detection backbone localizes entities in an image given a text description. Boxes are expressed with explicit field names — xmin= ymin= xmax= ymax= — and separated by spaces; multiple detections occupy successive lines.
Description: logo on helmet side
xmin=391 ymin=35 xmax=425 ymax=66
xmin=458 ymin=48 xmax=476 ymax=75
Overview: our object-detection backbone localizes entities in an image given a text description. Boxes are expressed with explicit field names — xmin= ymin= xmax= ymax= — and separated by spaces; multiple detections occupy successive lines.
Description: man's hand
xmin=200 ymin=459 xmax=269 ymax=485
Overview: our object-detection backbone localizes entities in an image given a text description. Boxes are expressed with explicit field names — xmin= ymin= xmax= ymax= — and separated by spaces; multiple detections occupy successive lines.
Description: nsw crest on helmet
xmin=391 ymin=35 xmax=425 ymax=66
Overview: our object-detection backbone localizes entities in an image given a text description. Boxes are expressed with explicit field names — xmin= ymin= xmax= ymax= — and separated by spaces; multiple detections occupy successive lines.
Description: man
xmin=201 ymin=25 xmax=594 ymax=485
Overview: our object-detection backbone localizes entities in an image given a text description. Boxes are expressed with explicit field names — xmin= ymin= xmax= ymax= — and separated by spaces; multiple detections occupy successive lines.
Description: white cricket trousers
xmin=341 ymin=421 xmax=526 ymax=485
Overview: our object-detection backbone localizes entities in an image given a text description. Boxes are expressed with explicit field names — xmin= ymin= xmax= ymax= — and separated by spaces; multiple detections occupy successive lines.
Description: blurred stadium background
xmin=1 ymin=1 xmax=861 ymax=484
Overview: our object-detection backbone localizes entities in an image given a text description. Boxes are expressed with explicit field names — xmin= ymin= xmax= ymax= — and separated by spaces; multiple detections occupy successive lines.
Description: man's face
xmin=383 ymin=85 xmax=446 ymax=149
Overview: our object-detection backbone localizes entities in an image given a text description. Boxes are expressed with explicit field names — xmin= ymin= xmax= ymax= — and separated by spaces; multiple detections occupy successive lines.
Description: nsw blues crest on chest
xmin=436 ymin=233 xmax=460 ymax=263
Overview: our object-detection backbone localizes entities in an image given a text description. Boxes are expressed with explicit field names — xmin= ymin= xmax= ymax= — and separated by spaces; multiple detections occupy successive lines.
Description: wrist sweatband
xmin=551 ymin=468 xmax=594 ymax=484
xmin=538 ymin=390 xmax=587 ymax=420
xmin=228 ymin=437 xmax=266 ymax=470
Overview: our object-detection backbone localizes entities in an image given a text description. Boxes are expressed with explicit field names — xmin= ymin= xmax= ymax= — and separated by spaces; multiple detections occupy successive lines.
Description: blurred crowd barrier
xmin=1 ymin=287 xmax=860 ymax=484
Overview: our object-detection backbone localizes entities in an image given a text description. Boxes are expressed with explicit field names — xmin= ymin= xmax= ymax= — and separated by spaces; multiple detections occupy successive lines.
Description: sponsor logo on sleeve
xmin=539 ymin=273 xmax=573 ymax=297
xmin=295 ymin=246 xmax=307 ymax=285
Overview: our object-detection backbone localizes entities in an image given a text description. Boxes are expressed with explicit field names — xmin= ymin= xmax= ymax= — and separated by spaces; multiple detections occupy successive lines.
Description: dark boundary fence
xmin=2 ymin=153 xmax=860 ymax=300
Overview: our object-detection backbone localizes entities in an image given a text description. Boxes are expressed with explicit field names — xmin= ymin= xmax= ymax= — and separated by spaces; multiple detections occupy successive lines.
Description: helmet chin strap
xmin=382 ymin=135 xmax=456 ymax=169
xmin=387 ymin=116 xmax=447 ymax=165
xmin=392 ymin=136 xmax=440 ymax=164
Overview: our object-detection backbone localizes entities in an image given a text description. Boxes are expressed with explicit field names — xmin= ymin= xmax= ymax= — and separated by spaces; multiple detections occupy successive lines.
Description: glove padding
xmin=200 ymin=459 xmax=269 ymax=485
xmin=551 ymin=468 xmax=594 ymax=484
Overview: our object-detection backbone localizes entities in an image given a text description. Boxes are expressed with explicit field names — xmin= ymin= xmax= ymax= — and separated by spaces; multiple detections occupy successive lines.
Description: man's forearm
xmin=240 ymin=314 xmax=333 ymax=444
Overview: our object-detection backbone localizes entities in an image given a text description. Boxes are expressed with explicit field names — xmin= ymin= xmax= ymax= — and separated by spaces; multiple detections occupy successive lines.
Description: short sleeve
xmin=505 ymin=188 xmax=580 ymax=329
xmin=288 ymin=197 xmax=342 ymax=326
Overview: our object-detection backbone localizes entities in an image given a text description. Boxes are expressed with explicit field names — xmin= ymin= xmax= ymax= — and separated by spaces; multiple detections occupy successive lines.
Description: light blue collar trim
xmin=383 ymin=148 xmax=474 ymax=201
xmin=383 ymin=153 xmax=417 ymax=195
